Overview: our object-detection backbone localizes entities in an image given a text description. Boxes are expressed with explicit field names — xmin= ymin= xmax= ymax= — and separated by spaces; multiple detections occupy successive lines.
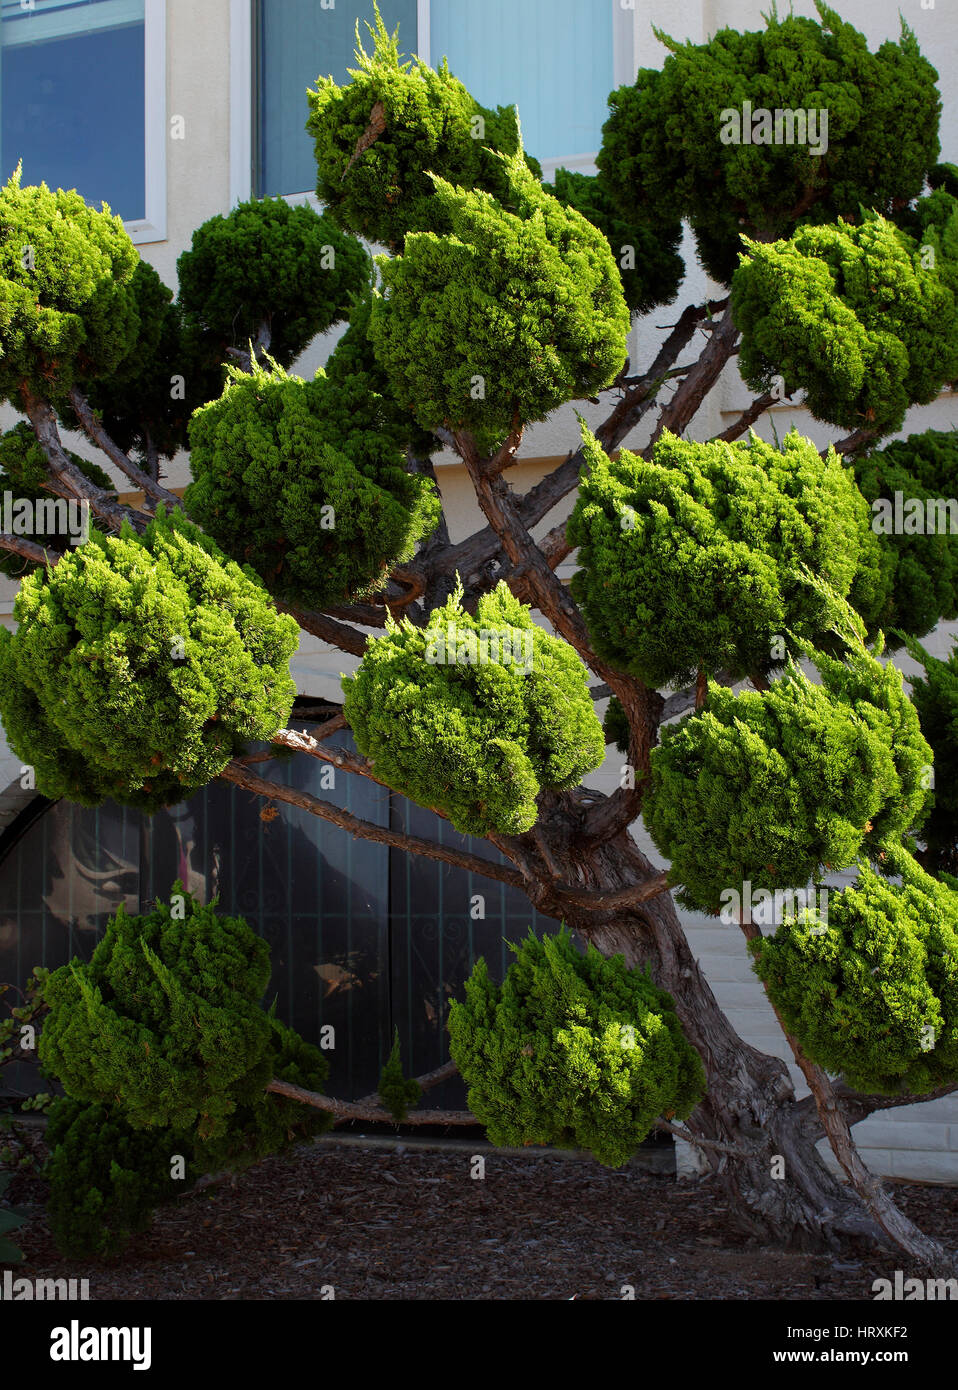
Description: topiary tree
xmin=7 ymin=2 xmax=958 ymax=1271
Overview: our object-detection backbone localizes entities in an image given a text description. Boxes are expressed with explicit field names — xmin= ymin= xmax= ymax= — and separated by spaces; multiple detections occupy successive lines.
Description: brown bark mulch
xmin=10 ymin=1139 xmax=958 ymax=1301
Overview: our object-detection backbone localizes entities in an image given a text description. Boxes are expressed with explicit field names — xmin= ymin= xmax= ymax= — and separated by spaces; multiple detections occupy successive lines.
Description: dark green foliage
xmin=44 ymin=1099 xmax=185 ymax=1259
xmin=38 ymin=891 xmax=332 ymax=1257
xmin=645 ymin=643 xmax=932 ymax=914
xmin=369 ymin=156 xmax=630 ymax=450
xmin=377 ymin=1029 xmax=421 ymax=1122
xmin=0 ymin=508 xmax=297 ymax=810
xmin=72 ymin=261 xmax=225 ymax=462
xmin=733 ymin=207 xmax=958 ymax=435
xmin=344 ymin=582 xmax=604 ymax=836
xmin=751 ymin=851 xmax=958 ymax=1093
xmin=176 ymin=196 xmax=370 ymax=368
xmin=599 ymin=5 xmax=941 ymax=284
xmin=854 ymin=431 xmax=958 ymax=642
xmin=908 ymin=634 xmax=958 ymax=879
xmin=0 ymin=1172 xmax=30 ymax=1264
xmin=568 ymin=425 xmax=885 ymax=688
xmin=186 ymin=357 xmax=440 ymax=609
xmin=39 ymin=891 xmax=281 ymax=1135
xmin=448 ymin=927 xmax=705 ymax=1166
xmin=0 ymin=166 xmax=140 ymax=406
xmin=543 ymin=168 xmax=684 ymax=315
xmin=306 ymin=7 xmax=542 ymax=249
xmin=603 ymin=695 xmax=630 ymax=754
xmin=0 ymin=422 xmax=113 ymax=577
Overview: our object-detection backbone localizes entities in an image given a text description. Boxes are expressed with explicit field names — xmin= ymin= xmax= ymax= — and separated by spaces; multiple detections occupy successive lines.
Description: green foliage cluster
xmin=38 ymin=890 xmax=332 ymax=1257
xmin=448 ymin=926 xmax=705 ymax=1166
xmin=598 ymin=4 xmax=941 ymax=284
xmin=68 ymin=259 xmax=224 ymax=463
xmin=43 ymin=1099 xmax=184 ymax=1259
xmin=0 ymin=422 xmax=113 ymax=577
xmin=0 ymin=1172 xmax=29 ymax=1264
xmin=369 ymin=155 xmax=630 ymax=450
xmin=568 ymin=426 xmax=884 ymax=688
xmin=377 ymin=1029 xmax=421 ymax=1123
xmin=0 ymin=509 xmax=297 ymax=810
xmin=306 ymin=7 xmax=541 ymax=249
xmin=543 ymin=168 xmax=684 ymax=315
xmin=908 ymin=634 xmax=958 ymax=879
xmin=645 ymin=644 xmax=931 ymax=914
xmin=186 ymin=357 xmax=440 ymax=609
xmin=733 ymin=204 xmax=958 ymax=435
xmin=751 ymin=851 xmax=958 ymax=1093
xmin=0 ymin=167 xmax=140 ymax=406
xmin=177 ymin=196 xmax=370 ymax=367
xmin=343 ymin=582 xmax=605 ymax=836
xmin=854 ymin=430 xmax=958 ymax=641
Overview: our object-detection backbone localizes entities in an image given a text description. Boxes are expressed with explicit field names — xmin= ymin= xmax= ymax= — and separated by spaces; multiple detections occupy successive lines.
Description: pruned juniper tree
xmin=3 ymin=2 xmax=958 ymax=1266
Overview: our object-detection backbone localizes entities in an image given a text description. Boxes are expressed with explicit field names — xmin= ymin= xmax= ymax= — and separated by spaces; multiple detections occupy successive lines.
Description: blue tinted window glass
xmin=1 ymin=0 xmax=145 ymax=221
xmin=257 ymin=0 xmax=418 ymax=197
xmin=430 ymin=0 xmax=613 ymax=163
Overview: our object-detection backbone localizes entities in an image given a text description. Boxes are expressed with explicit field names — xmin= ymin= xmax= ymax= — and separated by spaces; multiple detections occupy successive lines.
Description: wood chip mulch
xmin=10 ymin=1140 xmax=958 ymax=1300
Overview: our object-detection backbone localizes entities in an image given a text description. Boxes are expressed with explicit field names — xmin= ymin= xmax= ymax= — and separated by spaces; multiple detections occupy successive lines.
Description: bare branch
xmin=0 ymin=533 xmax=59 ymax=568
xmin=647 ymin=308 xmax=741 ymax=453
xmin=267 ymin=1075 xmax=474 ymax=1126
xmin=218 ymin=759 xmax=530 ymax=891
xmin=275 ymin=600 xmax=370 ymax=658
xmin=67 ymin=386 xmax=182 ymax=510
xmin=711 ymin=391 xmax=780 ymax=443
xmin=825 ymin=427 xmax=879 ymax=459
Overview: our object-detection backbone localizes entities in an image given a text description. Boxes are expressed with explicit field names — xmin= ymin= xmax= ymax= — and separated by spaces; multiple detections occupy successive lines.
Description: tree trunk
xmin=531 ymin=794 xmax=955 ymax=1268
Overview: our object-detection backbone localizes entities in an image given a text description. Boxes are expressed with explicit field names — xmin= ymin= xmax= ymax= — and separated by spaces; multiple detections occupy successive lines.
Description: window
xmin=0 ymin=730 xmax=559 ymax=1106
xmin=254 ymin=0 xmax=418 ymax=199
xmin=248 ymin=0 xmax=632 ymax=200
xmin=429 ymin=0 xmax=614 ymax=167
xmin=0 ymin=0 xmax=166 ymax=241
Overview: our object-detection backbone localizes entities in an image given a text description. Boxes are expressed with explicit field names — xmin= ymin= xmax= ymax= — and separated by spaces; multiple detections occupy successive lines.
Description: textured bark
xmin=525 ymin=792 xmax=956 ymax=1268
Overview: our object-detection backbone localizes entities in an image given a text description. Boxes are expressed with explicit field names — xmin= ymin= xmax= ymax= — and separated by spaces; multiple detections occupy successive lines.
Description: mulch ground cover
xmin=11 ymin=1139 xmax=958 ymax=1300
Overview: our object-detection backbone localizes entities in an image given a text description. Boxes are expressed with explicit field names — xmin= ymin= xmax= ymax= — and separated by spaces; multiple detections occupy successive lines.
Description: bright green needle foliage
xmin=733 ymin=208 xmax=958 ymax=436
xmin=543 ymin=168 xmax=684 ymax=315
xmin=0 ymin=509 xmax=297 ymax=810
xmin=343 ymin=582 xmax=605 ymax=836
xmin=306 ymin=5 xmax=541 ymax=249
xmin=645 ymin=644 xmax=931 ymax=914
xmin=176 ymin=196 xmax=370 ymax=367
xmin=568 ymin=425 xmax=885 ymax=688
xmin=907 ymin=635 xmax=958 ymax=880
xmin=186 ymin=357 xmax=440 ymax=609
xmin=854 ymin=431 xmax=958 ymax=642
xmin=369 ymin=158 xmax=630 ymax=450
xmin=751 ymin=850 xmax=958 ymax=1094
xmin=599 ymin=4 xmax=941 ymax=285
xmin=39 ymin=889 xmax=329 ymax=1139
xmin=0 ymin=422 xmax=113 ymax=578
xmin=377 ymin=1029 xmax=421 ymax=1122
xmin=448 ymin=926 xmax=705 ymax=1166
xmin=325 ymin=288 xmax=436 ymax=457
xmin=44 ymin=1099 xmax=186 ymax=1259
xmin=0 ymin=166 xmax=139 ymax=406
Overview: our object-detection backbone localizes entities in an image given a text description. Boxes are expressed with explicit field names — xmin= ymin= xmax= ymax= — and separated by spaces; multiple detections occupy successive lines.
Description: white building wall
xmin=2 ymin=0 xmax=958 ymax=1177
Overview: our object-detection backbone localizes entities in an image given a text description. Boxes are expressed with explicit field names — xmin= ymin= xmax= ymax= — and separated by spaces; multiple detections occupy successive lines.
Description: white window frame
xmin=126 ymin=0 xmax=166 ymax=243
xmin=230 ymin=0 xmax=638 ymax=203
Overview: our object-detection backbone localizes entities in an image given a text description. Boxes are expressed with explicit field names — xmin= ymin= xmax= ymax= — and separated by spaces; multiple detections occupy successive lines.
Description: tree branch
xmin=67 ymin=386 xmax=182 ymax=510
xmin=217 ymin=759 xmax=530 ymax=891
xmin=646 ymin=308 xmax=741 ymax=453
xmin=0 ymin=533 xmax=59 ymax=569
xmin=711 ymin=390 xmax=781 ymax=443
xmin=267 ymin=1075 xmax=475 ymax=1126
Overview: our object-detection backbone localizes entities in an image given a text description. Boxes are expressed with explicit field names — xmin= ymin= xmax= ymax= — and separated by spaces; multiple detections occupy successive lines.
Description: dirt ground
xmin=10 ymin=1137 xmax=958 ymax=1300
